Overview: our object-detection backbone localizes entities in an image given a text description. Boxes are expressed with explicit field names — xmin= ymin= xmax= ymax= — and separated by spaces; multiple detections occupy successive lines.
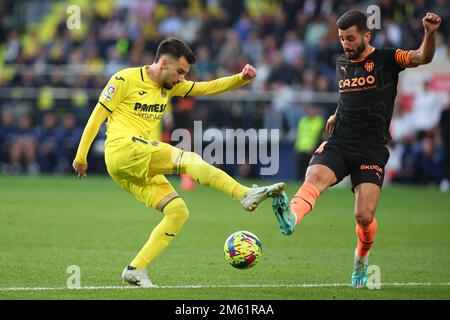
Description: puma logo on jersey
xmin=138 ymin=91 xmax=147 ymax=95
xmin=115 ymin=76 xmax=125 ymax=81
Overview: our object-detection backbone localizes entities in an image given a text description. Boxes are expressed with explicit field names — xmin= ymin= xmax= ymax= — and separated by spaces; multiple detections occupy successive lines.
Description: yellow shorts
xmin=104 ymin=136 xmax=184 ymax=210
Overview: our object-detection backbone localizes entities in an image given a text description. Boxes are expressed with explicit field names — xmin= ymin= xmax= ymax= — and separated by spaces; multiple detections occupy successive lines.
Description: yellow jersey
xmin=74 ymin=65 xmax=250 ymax=164
xmin=98 ymin=65 xmax=250 ymax=142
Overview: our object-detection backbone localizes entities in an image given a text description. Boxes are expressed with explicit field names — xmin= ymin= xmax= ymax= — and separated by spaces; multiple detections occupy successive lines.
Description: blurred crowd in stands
xmin=0 ymin=0 xmax=449 ymax=189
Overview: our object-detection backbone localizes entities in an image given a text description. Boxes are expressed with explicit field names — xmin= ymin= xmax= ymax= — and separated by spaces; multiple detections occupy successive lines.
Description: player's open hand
xmin=241 ymin=64 xmax=257 ymax=81
xmin=326 ymin=114 xmax=336 ymax=134
xmin=423 ymin=12 xmax=441 ymax=32
xmin=72 ymin=161 xmax=87 ymax=179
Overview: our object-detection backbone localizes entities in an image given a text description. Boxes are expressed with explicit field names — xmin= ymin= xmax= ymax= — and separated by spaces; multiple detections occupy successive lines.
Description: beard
xmin=162 ymin=80 xmax=176 ymax=90
xmin=345 ymin=41 xmax=366 ymax=60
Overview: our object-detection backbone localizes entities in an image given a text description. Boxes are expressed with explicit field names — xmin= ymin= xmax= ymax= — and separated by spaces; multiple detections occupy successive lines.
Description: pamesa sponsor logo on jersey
xmin=134 ymin=102 xmax=167 ymax=119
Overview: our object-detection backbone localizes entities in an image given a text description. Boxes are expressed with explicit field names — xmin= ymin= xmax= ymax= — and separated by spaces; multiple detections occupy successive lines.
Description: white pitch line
xmin=0 ymin=283 xmax=449 ymax=292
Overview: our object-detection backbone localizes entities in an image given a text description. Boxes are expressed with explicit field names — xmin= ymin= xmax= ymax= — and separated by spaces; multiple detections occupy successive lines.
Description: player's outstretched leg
xmin=179 ymin=151 xmax=285 ymax=211
xmin=272 ymin=191 xmax=297 ymax=235
xmin=272 ymin=181 xmax=320 ymax=236
xmin=272 ymin=165 xmax=334 ymax=235
xmin=240 ymin=182 xmax=286 ymax=211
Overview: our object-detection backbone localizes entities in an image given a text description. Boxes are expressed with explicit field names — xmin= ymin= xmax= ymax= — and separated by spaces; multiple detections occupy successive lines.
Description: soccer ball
xmin=224 ymin=231 xmax=262 ymax=269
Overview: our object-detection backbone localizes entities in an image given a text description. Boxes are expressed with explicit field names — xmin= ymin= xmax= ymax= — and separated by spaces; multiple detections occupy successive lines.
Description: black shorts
xmin=309 ymin=138 xmax=390 ymax=191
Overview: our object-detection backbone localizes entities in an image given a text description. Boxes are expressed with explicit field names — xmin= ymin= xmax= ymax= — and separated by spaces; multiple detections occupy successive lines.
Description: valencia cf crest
xmin=161 ymin=89 xmax=167 ymax=98
xmin=364 ymin=61 xmax=374 ymax=72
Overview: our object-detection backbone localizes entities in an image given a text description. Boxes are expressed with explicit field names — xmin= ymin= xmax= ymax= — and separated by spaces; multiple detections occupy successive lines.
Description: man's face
xmin=160 ymin=55 xmax=190 ymax=90
xmin=338 ymin=26 xmax=369 ymax=60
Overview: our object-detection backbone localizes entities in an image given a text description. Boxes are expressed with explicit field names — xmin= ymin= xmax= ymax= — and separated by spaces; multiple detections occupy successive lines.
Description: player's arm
xmin=399 ymin=12 xmax=442 ymax=68
xmin=326 ymin=106 xmax=339 ymax=133
xmin=171 ymin=64 xmax=256 ymax=97
xmin=72 ymin=104 xmax=110 ymax=179
xmin=72 ymin=71 xmax=127 ymax=178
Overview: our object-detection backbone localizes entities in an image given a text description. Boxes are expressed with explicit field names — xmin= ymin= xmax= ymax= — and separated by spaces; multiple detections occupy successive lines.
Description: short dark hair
xmin=337 ymin=10 xmax=369 ymax=33
xmin=155 ymin=37 xmax=197 ymax=64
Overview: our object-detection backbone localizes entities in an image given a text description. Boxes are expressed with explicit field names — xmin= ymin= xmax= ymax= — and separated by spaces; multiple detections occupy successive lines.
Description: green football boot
xmin=351 ymin=250 xmax=369 ymax=288
xmin=272 ymin=191 xmax=296 ymax=236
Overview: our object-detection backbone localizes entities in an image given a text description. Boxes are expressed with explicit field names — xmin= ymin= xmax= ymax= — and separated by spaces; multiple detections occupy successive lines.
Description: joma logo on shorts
xmin=339 ymin=75 xmax=375 ymax=88
xmin=134 ymin=102 xmax=167 ymax=113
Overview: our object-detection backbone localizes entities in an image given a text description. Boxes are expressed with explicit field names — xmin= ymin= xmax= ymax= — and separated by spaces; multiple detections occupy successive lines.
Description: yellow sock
xmin=130 ymin=198 xmax=189 ymax=269
xmin=179 ymin=151 xmax=249 ymax=200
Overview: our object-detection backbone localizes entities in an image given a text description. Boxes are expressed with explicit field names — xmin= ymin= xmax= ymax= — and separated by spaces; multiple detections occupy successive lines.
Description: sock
xmin=179 ymin=151 xmax=249 ymax=200
xmin=289 ymin=181 xmax=320 ymax=225
xmin=130 ymin=198 xmax=189 ymax=269
xmin=356 ymin=218 xmax=377 ymax=257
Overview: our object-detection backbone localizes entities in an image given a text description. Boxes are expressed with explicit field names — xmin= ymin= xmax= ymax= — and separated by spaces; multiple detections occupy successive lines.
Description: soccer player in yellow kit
xmin=73 ymin=38 xmax=285 ymax=287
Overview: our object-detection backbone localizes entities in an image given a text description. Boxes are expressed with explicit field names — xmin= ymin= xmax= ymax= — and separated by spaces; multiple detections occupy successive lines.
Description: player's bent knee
xmin=173 ymin=200 xmax=190 ymax=223
xmin=355 ymin=207 xmax=376 ymax=226
xmin=155 ymin=192 xmax=180 ymax=212
xmin=177 ymin=207 xmax=189 ymax=224
xmin=306 ymin=172 xmax=321 ymax=183
xmin=305 ymin=167 xmax=335 ymax=192
xmin=164 ymin=197 xmax=190 ymax=224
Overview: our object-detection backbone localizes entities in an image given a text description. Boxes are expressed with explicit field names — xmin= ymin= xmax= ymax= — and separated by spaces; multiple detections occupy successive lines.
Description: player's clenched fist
xmin=241 ymin=64 xmax=257 ymax=81
xmin=422 ymin=12 xmax=441 ymax=32
xmin=72 ymin=161 xmax=87 ymax=179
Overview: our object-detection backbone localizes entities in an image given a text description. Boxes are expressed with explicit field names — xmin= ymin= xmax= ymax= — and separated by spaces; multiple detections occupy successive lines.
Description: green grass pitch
xmin=0 ymin=175 xmax=449 ymax=299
